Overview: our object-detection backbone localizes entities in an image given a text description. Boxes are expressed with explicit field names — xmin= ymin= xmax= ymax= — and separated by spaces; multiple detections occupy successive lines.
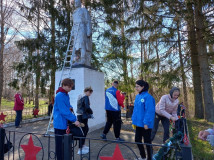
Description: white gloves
xmin=207 ymin=135 xmax=214 ymax=147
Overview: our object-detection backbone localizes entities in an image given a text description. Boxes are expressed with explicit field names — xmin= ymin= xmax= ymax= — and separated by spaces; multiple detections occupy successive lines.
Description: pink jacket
xmin=155 ymin=94 xmax=179 ymax=120
xmin=13 ymin=93 xmax=24 ymax=111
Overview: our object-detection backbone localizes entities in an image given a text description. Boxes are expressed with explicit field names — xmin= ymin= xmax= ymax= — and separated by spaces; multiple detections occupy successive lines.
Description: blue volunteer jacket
xmin=105 ymin=86 xmax=120 ymax=111
xmin=132 ymin=91 xmax=155 ymax=129
xmin=53 ymin=92 xmax=77 ymax=130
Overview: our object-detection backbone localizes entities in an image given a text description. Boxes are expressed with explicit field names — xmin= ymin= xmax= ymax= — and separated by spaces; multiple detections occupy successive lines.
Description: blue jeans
xmin=15 ymin=110 xmax=22 ymax=127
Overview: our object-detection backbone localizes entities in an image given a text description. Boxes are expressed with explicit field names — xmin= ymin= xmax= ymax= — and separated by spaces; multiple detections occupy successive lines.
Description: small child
xmin=198 ymin=126 xmax=214 ymax=141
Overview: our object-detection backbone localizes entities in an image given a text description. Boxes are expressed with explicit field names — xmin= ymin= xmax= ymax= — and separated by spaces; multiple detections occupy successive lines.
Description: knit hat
xmin=135 ymin=80 xmax=149 ymax=92
xmin=169 ymin=87 xmax=180 ymax=98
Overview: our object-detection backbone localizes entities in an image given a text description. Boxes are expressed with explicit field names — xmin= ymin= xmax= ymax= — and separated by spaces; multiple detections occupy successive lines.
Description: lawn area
xmin=1 ymin=98 xmax=49 ymax=123
xmin=1 ymin=98 xmax=48 ymax=110
xmin=188 ymin=119 xmax=214 ymax=160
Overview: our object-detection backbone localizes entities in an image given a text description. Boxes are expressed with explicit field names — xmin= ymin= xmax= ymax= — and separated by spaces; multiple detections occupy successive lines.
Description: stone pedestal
xmin=55 ymin=67 xmax=105 ymax=132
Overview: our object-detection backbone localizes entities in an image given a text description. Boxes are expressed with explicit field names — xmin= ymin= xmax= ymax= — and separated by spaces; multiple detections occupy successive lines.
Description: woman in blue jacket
xmin=132 ymin=80 xmax=155 ymax=160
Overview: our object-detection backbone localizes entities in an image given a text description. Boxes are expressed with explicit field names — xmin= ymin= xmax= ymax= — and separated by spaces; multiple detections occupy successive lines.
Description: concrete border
xmin=3 ymin=116 xmax=50 ymax=128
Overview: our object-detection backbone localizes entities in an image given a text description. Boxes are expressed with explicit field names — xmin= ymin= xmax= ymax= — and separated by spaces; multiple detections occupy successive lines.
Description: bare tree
xmin=0 ymin=0 xmax=17 ymax=109
xmin=3 ymin=44 xmax=23 ymax=100
xmin=175 ymin=19 xmax=189 ymax=113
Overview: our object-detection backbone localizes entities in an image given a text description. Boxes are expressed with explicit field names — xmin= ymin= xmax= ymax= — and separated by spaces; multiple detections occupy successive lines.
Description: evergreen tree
xmin=184 ymin=0 xmax=204 ymax=119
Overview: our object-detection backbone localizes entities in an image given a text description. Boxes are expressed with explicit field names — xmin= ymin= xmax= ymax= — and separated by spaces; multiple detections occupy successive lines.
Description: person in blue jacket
xmin=100 ymin=80 xmax=125 ymax=141
xmin=132 ymin=80 xmax=155 ymax=160
xmin=53 ymin=78 xmax=80 ymax=160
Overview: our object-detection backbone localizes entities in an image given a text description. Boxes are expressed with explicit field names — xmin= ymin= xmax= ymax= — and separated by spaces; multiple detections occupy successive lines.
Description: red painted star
xmin=33 ymin=109 xmax=39 ymax=116
xmin=100 ymin=144 xmax=126 ymax=160
xmin=21 ymin=135 xmax=42 ymax=160
xmin=0 ymin=112 xmax=7 ymax=122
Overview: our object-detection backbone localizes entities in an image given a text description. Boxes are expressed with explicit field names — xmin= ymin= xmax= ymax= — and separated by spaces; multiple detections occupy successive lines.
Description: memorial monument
xmin=55 ymin=0 xmax=105 ymax=132
xmin=71 ymin=0 xmax=92 ymax=66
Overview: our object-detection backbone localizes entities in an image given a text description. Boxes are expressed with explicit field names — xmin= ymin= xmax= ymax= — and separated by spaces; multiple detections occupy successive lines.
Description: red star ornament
xmin=0 ymin=112 xmax=7 ymax=122
xmin=100 ymin=144 xmax=126 ymax=160
xmin=33 ymin=109 xmax=39 ymax=116
xmin=21 ymin=135 xmax=42 ymax=160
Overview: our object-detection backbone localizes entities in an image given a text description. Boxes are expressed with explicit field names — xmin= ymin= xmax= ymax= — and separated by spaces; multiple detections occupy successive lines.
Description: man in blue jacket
xmin=54 ymin=78 xmax=80 ymax=160
xmin=100 ymin=80 xmax=125 ymax=141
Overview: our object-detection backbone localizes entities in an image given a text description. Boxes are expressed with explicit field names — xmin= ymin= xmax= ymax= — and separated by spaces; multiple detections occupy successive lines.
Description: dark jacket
xmin=76 ymin=94 xmax=93 ymax=119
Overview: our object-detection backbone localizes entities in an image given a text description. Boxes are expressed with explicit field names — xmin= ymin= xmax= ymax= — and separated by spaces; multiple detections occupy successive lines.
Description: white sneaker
xmin=83 ymin=145 xmax=89 ymax=150
xmin=77 ymin=148 xmax=89 ymax=155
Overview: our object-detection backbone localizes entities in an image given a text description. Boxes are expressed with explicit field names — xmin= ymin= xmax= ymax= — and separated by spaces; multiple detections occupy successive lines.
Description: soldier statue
xmin=71 ymin=0 xmax=92 ymax=66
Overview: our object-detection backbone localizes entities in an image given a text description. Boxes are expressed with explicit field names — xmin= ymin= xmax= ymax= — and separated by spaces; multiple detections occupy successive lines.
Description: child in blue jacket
xmin=132 ymin=80 xmax=155 ymax=160
xmin=54 ymin=78 xmax=80 ymax=160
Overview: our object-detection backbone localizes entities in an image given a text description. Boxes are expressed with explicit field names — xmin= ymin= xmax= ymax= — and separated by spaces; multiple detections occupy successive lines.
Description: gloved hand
xmin=132 ymin=124 xmax=136 ymax=130
xmin=207 ymin=135 xmax=214 ymax=147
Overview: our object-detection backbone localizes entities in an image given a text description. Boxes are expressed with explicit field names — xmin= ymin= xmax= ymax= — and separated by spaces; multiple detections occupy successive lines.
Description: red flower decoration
xmin=100 ymin=144 xmax=126 ymax=160
xmin=0 ymin=112 xmax=7 ymax=122
xmin=21 ymin=135 xmax=42 ymax=160
xmin=33 ymin=109 xmax=39 ymax=116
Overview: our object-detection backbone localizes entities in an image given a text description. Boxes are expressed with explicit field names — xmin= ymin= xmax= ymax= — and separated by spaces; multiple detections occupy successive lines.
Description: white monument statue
xmin=71 ymin=0 xmax=92 ymax=66
xmin=55 ymin=0 xmax=105 ymax=132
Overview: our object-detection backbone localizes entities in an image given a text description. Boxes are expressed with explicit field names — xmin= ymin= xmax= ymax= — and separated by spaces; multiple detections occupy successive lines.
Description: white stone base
xmin=55 ymin=67 xmax=105 ymax=132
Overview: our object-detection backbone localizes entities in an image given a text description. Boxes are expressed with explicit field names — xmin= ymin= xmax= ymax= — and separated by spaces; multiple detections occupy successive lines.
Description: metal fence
xmin=2 ymin=106 xmax=48 ymax=123
xmin=0 ymin=128 xmax=192 ymax=160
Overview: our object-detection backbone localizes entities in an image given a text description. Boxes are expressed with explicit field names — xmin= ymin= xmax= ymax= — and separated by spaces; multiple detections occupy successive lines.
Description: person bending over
xmin=151 ymin=87 xmax=180 ymax=143
xmin=76 ymin=87 xmax=94 ymax=154
xmin=53 ymin=78 xmax=80 ymax=160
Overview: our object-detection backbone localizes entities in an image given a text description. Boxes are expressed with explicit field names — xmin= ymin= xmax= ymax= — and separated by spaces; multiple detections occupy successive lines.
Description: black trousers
xmin=54 ymin=129 xmax=66 ymax=160
xmin=151 ymin=113 xmax=170 ymax=143
xmin=77 ymin=115 xmax=89 ymax=148
xmin=48 ymin=104 xmax=53 ymax=116
xmin=103 ymin=110 xmax=121 ymax=138
xmin=135 ymin=127 xmax=152 ymax=160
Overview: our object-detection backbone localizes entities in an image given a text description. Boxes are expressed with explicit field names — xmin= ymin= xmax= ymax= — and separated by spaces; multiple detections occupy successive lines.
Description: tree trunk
xmin=120 ymin=4 xmax=128 ymax=107
xmin=185 ymin=0 xmax=204 ymax=119
xmin=28 ymin=80 xmax=30 ymax=104
xmin=0 ymin=0 xmax=5 ymax=109
xmin=155 ymin=37 xmax=160 ymax=74
xmin=140 ymin=33 xmax=143 ymax=79
xmin=122 ymin=30 xmax=128 ymax=107
xmin=35 ymin=3 xmax=41 ymax=108
xmin=31 ymin=78 xmax=34 ymax=105
xmin=49 ymin=0 xmax=56 ymax=103
xmin=176 ymin=20 xmax=189 ymax=115
xmin=194 ymin=0 xmax=214 ymax=122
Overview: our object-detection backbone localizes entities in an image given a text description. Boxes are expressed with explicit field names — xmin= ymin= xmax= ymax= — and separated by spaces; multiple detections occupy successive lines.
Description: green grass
xmin=2 ymin=105 xmax=49 ymax=123
xmin=1 ymin=98 xmax=15 ymax=109
xmin=1 ymin=98 xmax=48 ymax=110
xmin=188 ymin=119 xmax=214 ymax=160
xmin=1 ymin=98 xmax=49 ymax=123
